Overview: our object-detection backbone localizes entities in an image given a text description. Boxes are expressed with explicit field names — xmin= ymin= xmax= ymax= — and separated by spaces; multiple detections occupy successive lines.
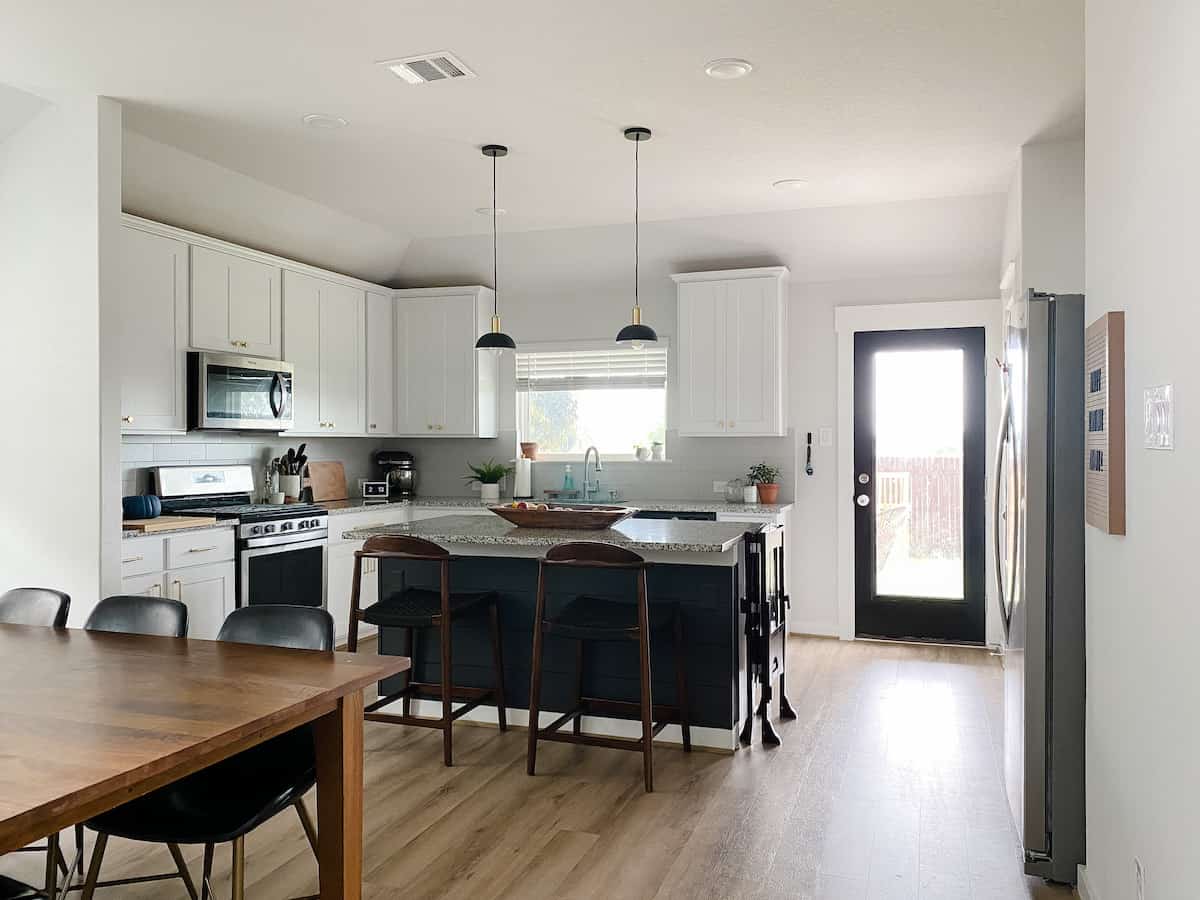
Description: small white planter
xmin=743 ymin=485 xmax=759 ymax=504
xmin=480 ymin=483 xmax=501 ymax=504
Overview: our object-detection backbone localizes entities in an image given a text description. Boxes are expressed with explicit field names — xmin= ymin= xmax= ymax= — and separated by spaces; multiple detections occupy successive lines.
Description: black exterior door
xmin=853 ymin=327 xmax=986 ymax=643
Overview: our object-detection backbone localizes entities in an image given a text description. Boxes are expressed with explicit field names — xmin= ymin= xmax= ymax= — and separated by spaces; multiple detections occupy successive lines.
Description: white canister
xmin=743 ymin=484 xmax=759 ymax=504
xmin=279 ymin=474 xmax=302 ymax=500
xmin=480 ymin=483 xmax=501 ymax=504
xmin=651 ymin=441 xmax=665 ymax=460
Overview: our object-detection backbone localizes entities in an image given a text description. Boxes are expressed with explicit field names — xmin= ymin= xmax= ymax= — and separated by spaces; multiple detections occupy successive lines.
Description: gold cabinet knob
xmin=728 ymin=421 xmax=735 ymax=429
xmin=121 ymin=415 xmax=134 ymax=424
xmin=369 ymin=423 xmax=377 ymax=430
xmin=435 ymin=424 xmax=444 ymax=431
xmin=427 ymin=424 xmax=433 ymax=430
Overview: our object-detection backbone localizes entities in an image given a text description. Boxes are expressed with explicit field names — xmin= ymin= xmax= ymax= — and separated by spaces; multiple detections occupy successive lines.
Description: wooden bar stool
xmin=348 ymin=534 xmax=507 ymax=766
xmin=526 ymin=542 xmax=691 ymax=792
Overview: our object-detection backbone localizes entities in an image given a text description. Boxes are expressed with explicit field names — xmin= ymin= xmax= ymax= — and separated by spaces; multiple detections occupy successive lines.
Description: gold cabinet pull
xmin=187 ymin=546 xmax=218 ymax=554
xmin=121 ymin=555 xmax=144 ymax=564
xmin=121 ymin=416 xmax=134 ymax=424
xmin=172 ymin=579 xmax=183 ymax=600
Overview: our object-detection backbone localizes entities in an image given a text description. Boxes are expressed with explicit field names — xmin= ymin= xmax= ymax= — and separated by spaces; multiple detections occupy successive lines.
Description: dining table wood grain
xmin=0 ymin=623 xmax=409 ymax=900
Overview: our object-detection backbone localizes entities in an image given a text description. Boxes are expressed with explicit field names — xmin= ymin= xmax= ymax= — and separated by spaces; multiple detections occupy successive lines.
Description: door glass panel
xmin=874 ymin=350 xmax=964 ymax=599
xmin=205 ymin=364 xmax=291 ymax=423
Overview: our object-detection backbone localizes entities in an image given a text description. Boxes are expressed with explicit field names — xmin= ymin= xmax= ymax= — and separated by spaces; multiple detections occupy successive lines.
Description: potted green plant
xmin=747 ymin=462 xmax=782 ymax=504
xmin=465 ymin=459 xmax=514 ymax=504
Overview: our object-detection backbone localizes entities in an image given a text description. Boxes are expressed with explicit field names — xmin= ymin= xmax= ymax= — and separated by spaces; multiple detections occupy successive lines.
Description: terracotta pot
xmin=756 ymin=483 xmax=781 ymax=504
xmin=520 ymin=441 xmax=539 ymax=461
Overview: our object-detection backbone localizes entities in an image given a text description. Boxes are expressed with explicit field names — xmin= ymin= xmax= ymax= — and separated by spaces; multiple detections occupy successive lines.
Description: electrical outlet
xmin=713 ymin=480 xmax=727 ymax=494
xmin=1135 ymin=856 xmax=1146 ymax=900
xmin=819 ymin=426 xmax=833 ymax=447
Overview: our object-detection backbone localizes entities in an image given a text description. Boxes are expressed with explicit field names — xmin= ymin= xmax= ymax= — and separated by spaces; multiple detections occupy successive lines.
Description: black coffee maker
xmin=374 ymin=449 xmax=416 ymax=499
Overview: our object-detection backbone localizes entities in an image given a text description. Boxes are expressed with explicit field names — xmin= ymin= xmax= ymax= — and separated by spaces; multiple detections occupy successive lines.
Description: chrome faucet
xmin=582 ymin=446 xmax=603 ymax=502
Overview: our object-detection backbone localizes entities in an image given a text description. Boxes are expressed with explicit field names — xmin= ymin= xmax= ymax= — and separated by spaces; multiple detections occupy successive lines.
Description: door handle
xmin=172 ymin=579 xmax=183 ymax=601
xmin=993 ymin=368 xmax=1015 ymax=642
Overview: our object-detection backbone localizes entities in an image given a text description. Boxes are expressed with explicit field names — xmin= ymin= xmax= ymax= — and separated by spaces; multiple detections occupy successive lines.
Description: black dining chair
xmin=0 ymin=587 xmax=70 ymax=628
xmin=0 ymin=587 xmax=78 ymax=899
xmin=80 ymin=605 xmax=334 ymax=900
xmin=83 ymin=595 xmax=188 ymax=638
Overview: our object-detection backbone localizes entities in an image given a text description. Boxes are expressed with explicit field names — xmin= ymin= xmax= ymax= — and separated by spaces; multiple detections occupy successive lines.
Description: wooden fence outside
xmin=877 ymin=455 xmax=963 ymax=559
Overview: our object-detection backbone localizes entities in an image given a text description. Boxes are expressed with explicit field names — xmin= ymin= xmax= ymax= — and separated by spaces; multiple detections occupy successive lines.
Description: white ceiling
xmin=0 ymin=1 xmax=1082 ymax=241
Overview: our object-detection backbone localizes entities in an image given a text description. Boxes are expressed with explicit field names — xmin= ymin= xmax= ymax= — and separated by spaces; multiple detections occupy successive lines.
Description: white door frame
xmin=834 ymin=299 xmax=1003 ymax=644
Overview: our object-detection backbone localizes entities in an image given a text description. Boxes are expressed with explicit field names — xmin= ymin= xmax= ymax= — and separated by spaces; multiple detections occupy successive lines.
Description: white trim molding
xmin=833 ymin=298 xmax=1002 ymax=642
xmin=1076 ymin=865 xmax=1098 ymax=900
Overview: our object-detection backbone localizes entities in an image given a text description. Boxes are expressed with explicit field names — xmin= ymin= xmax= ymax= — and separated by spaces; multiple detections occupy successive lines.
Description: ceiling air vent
xmin=379 ymin=52 xmax=477 ymax=85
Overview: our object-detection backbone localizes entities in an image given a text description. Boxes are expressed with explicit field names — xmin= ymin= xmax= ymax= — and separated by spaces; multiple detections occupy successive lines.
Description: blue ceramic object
xmin=122 ymin=495 xmax=162 ymax=520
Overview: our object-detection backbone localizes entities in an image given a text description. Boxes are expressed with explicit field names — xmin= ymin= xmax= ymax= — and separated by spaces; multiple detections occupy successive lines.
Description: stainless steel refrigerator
xmin=994 ymin=289 xmax=1086 ymax=884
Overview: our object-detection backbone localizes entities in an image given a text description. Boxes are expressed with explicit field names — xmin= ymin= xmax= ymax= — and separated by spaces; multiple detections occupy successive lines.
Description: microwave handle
xmin=269 ymin=372 xmax=285 ymax=419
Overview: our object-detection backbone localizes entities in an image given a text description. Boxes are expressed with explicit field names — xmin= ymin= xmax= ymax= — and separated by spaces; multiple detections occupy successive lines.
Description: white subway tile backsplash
xmin=120 ymin=443 xmax=154 ymax=463
xmin=152 ymin=444 xmax=197 ymax=462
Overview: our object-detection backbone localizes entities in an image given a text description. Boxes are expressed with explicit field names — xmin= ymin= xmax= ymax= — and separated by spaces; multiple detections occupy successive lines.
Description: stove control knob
xmin=263 ymin=523 xmax=276 ymax=534
xmin=281 ymin=521 xmax=293 ymax=531
xmin=250 ymin=525 xmax=262 ymax=535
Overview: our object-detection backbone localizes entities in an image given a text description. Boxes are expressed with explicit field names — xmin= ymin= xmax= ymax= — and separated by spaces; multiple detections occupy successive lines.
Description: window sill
xmin=525 ymin=455 xmax=674 ymax=464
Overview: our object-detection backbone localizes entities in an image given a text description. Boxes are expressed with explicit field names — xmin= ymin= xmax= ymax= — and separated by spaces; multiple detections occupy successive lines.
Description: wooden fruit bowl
xmin=488 ymin=504 xmax=637 ymax=530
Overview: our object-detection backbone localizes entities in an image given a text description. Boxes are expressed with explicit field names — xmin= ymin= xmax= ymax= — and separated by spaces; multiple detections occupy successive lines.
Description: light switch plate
xmin=819 ymin=427 xmax=834 ymax=447
xmin=1144 ymin=385 xmax=1174 ymax=449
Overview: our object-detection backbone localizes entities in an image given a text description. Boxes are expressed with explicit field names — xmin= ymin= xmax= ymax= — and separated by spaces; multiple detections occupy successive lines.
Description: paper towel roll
xmin=513 ymin=457 xmax=533 ymax=498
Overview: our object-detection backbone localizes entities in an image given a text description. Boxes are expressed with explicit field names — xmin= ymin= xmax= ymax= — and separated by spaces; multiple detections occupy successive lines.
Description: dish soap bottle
xmin=563 ymin=465 xmax=575 ymax=493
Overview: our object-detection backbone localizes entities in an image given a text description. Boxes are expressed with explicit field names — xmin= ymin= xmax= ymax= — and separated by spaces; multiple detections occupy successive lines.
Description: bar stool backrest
xmin=0 ymin=588 xmax=70 ymax=628
xmin=361 ymin=534 xmax=450 ymax=561
xmin=542 ymin=541 xmax=646 ymax=570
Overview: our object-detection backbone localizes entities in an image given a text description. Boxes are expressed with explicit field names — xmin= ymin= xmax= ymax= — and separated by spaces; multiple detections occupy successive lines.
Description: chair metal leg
xmin=294 ymin=798 xmax=319 ymax=857
xmin=75 ymin=824 xmax=85 ymax=875
xmin=489 ymin=601 xmax=508 ymax=731
xmin=167 ymin=843 xmax=200 ymax=900
xmin=80 ymin=833 xmax=107 ymax=900
xmin=636 ymin=573 xmax=654 ymax=793
xmin=527 ymin=566 xmax=548 ymax=777
xmin=401 ymin=626 xmax=414 ymax=717
xmin=200 ymin=843 xmax=214 ymax=900
xmin=231 ymin=836 xmax=245 ymax=900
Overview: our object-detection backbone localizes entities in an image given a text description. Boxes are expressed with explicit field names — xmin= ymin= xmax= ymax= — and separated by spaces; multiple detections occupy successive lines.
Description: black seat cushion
xmin=0 ymin=875 xmax=40 ymax=900
xmin=87 ymin=727 xmax=314 ymax=845
xmin=361 ymin=587 xmax=496 ymax=627
xmin=546 ymin=596 xmax=676 ymax=641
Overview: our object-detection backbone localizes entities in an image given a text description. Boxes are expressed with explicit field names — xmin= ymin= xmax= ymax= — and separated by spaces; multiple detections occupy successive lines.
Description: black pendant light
xmin=616 ymin=126 xmax=658 ymax=349
xmin=476 ymin=143 xmax=516 ymax=352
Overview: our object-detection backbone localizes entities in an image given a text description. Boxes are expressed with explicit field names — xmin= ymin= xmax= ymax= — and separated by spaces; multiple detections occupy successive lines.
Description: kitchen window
xmin=516 ymin=343 xmax=668 ymax=460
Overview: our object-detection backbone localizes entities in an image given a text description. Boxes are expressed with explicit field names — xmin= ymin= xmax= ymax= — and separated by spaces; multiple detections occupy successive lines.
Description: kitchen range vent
xmin=379 ymin=51 xmax=476 ymax=84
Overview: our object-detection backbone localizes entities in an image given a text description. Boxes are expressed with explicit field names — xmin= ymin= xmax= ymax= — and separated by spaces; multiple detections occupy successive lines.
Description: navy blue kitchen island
xmin=342 ymin=514 xmax=754 ymax=750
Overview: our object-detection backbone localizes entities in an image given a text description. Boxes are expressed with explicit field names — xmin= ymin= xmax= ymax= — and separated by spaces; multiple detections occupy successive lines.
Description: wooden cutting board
xmin=122 ymin=515 xmax=219 ymax=533
xmin=306 ymin=461 xmax=348 ymax=502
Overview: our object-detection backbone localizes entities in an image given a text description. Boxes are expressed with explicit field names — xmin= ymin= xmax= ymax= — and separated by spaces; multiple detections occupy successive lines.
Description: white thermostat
xmin=1144 ymin=385 xmax=1174 ymax=450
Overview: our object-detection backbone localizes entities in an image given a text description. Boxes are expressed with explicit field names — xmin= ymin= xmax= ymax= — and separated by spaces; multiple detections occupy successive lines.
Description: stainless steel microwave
xmin=188 ymin=351 xmax=294 ymax=431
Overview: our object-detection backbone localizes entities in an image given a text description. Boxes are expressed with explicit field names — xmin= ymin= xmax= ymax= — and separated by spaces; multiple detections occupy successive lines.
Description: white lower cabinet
xmin=119 ymin=528 xmax=236 ymax=640
xmin=327 ymin=543 xmax=378 ymax=647
xmin=166 ymin=562 xmax=237 ymax=641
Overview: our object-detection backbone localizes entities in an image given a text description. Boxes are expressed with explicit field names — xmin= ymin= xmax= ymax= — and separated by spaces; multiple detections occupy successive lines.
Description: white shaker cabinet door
xmin=366 ymin=291 xmax=396 ymax=436
xmin=439 ymin=294 xmax=479 ymax=436
xmin=724 ymin=276 xmax=783 ymax=436
xmin=118 ymin=226 xmax=189 ymax=433
xmin=191 ymin=245 xmax=281 ymax=358
xmin=318 ymin=281 xmax=366 ymax=435
xmin=282 ymin=270 xmax=322 ymax=433
xmin=166 ymin=561 xmax=236 ymax=641
xmin=676 ymin=280 xmax=729 ymax=436
xmin=395 ymin=298 xmax=441 ymax=435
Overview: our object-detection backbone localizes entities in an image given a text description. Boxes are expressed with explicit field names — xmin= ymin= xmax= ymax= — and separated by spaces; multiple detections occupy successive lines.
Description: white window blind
xmin=516 ymin=347 xmax=668 ymax=392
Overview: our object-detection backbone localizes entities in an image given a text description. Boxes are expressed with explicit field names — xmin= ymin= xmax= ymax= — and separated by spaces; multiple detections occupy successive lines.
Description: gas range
xmin=154 ymin=465 xmax=330 ymax=610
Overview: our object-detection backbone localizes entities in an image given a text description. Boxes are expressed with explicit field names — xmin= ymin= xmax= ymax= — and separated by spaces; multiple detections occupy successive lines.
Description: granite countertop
xmin=342 ymin=514 xmax=751 ymax=553
xmin=122 ymin=521 xmax=237 ymax=539
xmin=320 ymin=496 xmax=792 ymax=516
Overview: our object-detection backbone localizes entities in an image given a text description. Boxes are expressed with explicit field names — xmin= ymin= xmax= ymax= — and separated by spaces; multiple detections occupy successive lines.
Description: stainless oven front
xmin=189 ymin=351 xmax=295 ymax=431
xmin=238 ymin=530 xmax=327 ymax=609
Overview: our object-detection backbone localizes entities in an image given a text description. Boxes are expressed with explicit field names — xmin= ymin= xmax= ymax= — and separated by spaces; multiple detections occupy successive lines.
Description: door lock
xmin=856 ymin=494 xmax=870 ymax=507
xmin=857 ymin=473 xmax=870 ymax=484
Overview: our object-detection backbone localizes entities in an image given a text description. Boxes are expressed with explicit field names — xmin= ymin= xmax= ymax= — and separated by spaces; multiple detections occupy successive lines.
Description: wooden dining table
xmin=0 ymin=623 xmax=409 ymax=900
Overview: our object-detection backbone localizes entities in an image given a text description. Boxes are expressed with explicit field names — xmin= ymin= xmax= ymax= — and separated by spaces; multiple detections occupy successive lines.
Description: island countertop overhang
xmin=342 ymin=514 xmax=755 ymax=566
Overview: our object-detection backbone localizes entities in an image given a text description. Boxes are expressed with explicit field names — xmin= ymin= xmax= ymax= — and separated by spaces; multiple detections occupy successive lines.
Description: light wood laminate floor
xmin=1 ymin=637 xmax=1075 ymax=899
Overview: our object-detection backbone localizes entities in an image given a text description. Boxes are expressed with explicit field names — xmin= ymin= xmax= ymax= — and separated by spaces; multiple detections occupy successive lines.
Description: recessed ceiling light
xmin=302 ymin=113 xmax=348 ymax=129
xmin=704 ymin=58 xmax=754 ymax=80
xmin=772 ymin=178 xmax=809 ymax=191
xmin=475 ymin=207 xmax=507 ymax=216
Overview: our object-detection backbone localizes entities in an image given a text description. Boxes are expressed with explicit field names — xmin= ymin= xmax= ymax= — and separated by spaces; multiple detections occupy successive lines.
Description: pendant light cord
xmin=492 ymin=153 xmax=499 ymax=318
xmin=634 ymin=136 xmax=640 ymax=309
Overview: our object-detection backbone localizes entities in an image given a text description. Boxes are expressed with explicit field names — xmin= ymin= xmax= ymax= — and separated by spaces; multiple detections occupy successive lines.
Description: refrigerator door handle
xmin=993 ymin=366 xmax=1015 ymax=642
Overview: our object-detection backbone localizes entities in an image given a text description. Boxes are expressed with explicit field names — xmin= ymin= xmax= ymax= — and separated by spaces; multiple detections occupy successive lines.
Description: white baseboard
xmin=788 ymin=619 xmax=840 ymax=637
xmin=381 ymin=698 xmax=738 ymax=752
xmin=1077 ymin=864 xmax=1098 ymax=900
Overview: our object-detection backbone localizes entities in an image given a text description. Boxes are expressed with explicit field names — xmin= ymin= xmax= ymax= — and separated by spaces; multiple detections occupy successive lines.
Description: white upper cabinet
xmin=672 ymin=268 xmax=788 ymax=437
xmin=393 ymin=287 xmax=498 ymax=438
xmin=365 ymin=291 xmax=396 ymax=436
xmin=282 ymin=270 xmax=366 ymax=435
xmin=118 ymin=225 xmax=189 ymax=433
xmin=190 ymin=245 xmax=281 ymax=358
